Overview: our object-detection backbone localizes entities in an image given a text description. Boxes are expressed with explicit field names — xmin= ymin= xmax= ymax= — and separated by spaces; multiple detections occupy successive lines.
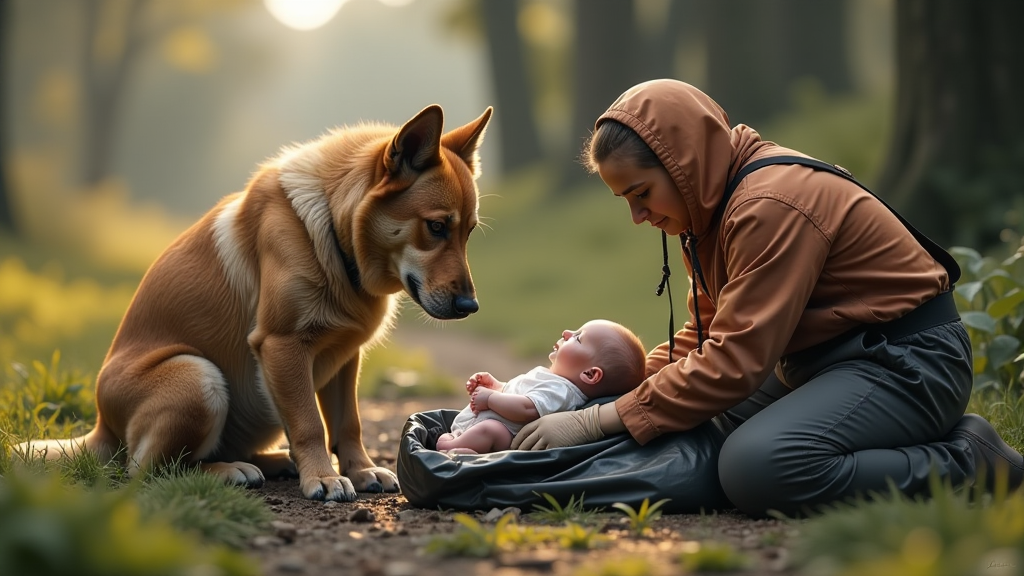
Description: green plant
xmin=678 ymin=540 xmax=750 ymax=573
xmin=795 ymin=476 xmax=1024 ymax=576
xmin=529 ymin=491 xmax=604 ymax=524
xmin=422 ymin=513 xmax=518 ymax=557
xmin=556 ymin=521 xmax=607 ymax=550
xmin=611 ymin=498 xmax=671 ymax=537
xmin=422 ymin=512 xmax=608 ymax=557
xmin=139 ymin=467 xmax=273 ymax=549
xmin=951 ymin=242 xmax=1024 ymax=392
xmin=1 ymin=351 xmax=95 ymax=435
xmin=0 ymin=468 xmax=258 ymax=576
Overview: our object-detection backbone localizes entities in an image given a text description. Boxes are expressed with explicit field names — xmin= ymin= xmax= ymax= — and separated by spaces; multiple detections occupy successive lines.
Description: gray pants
xmin=717 ymin=321 xmax=975 ymax=518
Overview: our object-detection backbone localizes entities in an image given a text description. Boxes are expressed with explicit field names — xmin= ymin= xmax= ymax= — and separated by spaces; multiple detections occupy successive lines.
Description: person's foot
xmin=948 ymin=413 xmax=1024 ymax=491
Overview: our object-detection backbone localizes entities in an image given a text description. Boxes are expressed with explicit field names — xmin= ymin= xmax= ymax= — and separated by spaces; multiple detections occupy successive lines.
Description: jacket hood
xmin=596 ymin=79 xmax=769 ymax=237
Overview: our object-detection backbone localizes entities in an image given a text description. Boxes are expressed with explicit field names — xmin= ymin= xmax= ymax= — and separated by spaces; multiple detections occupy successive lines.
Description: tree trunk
xmin=479 ymin=0 xmax=544 ymax=174
xmin=778 ymin=0 xmax=852 ymax=95
xmin=877 ymin=0 xmax=1024 ymax=250
xmin=80 ymin=0 xmax=147 ymax=189
xmin=705 ymin=0 xmax=850 ymax=127
xmin=0 ymin=0 xmax=16 ymax=235
xmin=561 ymin=0 xmax=644 ymax=190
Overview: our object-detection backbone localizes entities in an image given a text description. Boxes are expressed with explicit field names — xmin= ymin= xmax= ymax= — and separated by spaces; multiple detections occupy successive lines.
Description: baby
xmin=435 ymin=319 xmax=646 ymax=454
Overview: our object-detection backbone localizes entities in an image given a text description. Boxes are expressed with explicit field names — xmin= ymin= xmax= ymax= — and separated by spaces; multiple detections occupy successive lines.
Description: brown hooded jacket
xmin=601 ymin=80 xmax=949 ymax=445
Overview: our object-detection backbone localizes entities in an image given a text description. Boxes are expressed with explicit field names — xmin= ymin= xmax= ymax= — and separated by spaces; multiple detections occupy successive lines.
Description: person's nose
xmin=561 ymin=330 xmax=573 ymax=341
xmin=629 ymin=201 xmax=649 ymax=225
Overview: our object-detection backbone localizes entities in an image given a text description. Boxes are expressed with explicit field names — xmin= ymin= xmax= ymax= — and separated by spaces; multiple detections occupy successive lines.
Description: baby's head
xmin=548 ymin=319 xmax=646 ymax=399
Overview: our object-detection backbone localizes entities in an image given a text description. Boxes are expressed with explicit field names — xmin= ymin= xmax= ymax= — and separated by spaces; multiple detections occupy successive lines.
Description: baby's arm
xmin=471 ymin=387 xmax=540 ymax=423
xmin=466 ymin=372 xmax=504 ymax=395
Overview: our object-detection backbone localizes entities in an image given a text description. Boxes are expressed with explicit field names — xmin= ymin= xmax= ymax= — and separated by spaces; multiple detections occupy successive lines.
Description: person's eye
xmin=574 ymin=332 xmax=582 ymax=343
xmin=635 ymin=189 xmax=650 ymax=200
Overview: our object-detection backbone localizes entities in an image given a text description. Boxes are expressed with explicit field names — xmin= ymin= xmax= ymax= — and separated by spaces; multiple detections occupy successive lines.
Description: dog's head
xmin=355 ymin=105 xmax=492 ymax=320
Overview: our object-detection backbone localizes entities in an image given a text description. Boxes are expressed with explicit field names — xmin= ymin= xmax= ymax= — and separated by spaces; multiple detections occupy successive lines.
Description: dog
xmin=18 ymin=104 xmax=492 ymax=501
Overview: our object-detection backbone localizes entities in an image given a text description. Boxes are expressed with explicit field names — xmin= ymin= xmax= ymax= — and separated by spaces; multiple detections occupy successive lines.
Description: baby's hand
xmin=470 ymin=387 xmax=494 ymax=414
xmin=466 ymin=372 xmax=501 ymax=394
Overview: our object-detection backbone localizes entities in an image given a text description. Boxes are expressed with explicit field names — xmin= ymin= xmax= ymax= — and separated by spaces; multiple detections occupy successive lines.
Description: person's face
xmin=548 ymin=320 xmax=619 ymax=380
xmin=597 ymin=154 xmax=691 ymax=236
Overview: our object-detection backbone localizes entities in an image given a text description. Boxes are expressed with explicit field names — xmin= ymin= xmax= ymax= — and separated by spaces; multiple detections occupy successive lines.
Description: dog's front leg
xmin=318 ymin=352 xmax=400 ymax=493
xmin=255 ymin=333 xmax=356 ymax=501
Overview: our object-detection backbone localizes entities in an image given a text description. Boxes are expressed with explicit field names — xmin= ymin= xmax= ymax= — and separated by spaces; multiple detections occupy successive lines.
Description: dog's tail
xmin=13 ymin=421 xmax=121 ymax=464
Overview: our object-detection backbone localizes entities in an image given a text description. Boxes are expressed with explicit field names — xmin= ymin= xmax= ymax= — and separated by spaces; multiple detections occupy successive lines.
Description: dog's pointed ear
xmin=384 ymin=105 xmax=444 ymax=175
xmin=441 ymin=106 xmax=492 ymax=178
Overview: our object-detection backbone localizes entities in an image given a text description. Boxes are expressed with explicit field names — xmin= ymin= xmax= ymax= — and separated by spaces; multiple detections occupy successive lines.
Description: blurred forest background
xmin=1 ymin=0 xmax=1022 ymax=392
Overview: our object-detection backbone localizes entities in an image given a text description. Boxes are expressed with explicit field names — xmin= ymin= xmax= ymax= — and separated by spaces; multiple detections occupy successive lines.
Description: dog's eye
xmin=427 ymin=220 xmax=447 ymax=238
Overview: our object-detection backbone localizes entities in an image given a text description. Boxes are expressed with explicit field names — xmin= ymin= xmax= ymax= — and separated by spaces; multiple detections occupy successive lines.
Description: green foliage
xmin=528 ymin=491 xmax=605 ymax=524
xmin=0 ymin=469 xmax=259 ymax=576
xmin=795 ymin=477 xmax=1024 ymax=576
xmin=611 ymin=498 xmax=671 ymax=537
xmin=1 ymin=350 xmax=95 ymax=433
xmin=556 ymin=521 xmax=606 ymax=550
xmin=139 ymin=468 xmax=273 ymax=549
xmin=928 ymin=142 xmax=1024 ymax=252
xmin=951 ymin=242 xmax=1024 ymax=392
xmin=968 ymin=388 xmax=1024 ymax=453
xmin=422 ymin=512 xmax=607 ymax=557
xmin=678 ymin=540 xmax=750 ymax=573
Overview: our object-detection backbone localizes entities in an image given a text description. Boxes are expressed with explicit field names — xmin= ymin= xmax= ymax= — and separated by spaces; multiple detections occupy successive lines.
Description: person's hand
xmin=470 ymin=387 xmax=494 ymax=414
xmin=466 ymin=372 xmax=501 ymax=394
xmin=511 ymin=404 xmax=604 ymax=450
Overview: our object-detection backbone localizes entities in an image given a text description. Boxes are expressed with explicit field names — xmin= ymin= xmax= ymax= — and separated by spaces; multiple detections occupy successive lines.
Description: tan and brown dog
xmin=19 ymin=104 xmax=492 ymax=501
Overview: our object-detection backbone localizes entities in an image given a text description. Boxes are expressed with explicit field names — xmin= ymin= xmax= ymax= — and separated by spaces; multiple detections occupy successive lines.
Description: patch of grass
xmin=612 ymin=498 xmax=671 ymax=538
xmin=422 ymin=512 xmax=607 ymax=557
xmin=969 ymin=388 xmax=1024 ymax=453
xmin=139 ymin=467 xmax=273 ymax=549
xmin=0 ymin=468 xmax=259 ymax=576
xmin=678 ymin=540 xmax=750 ymax=573
xmin=528 ymin=491 xmax=605 ymax=524
xmin=795 ymin=477 xmax=1024 ymax=576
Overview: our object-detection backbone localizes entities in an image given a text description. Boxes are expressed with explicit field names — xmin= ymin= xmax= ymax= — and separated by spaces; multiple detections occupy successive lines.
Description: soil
xmin=245 ymin=329 xmax=801 ymax=576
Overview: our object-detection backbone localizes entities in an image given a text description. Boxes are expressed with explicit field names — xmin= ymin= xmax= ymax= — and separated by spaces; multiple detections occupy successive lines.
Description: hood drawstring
xmin=655 ymin=231 xmax=676 ymax=363
xmin=656 ymin=229 xmax=709 ymax=364
xmin=684 ymin=230 xmax=709 ymax=353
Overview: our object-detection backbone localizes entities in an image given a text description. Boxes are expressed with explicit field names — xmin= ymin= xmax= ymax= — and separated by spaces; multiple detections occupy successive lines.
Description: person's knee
xmin=718 ymin=431 xmax=792 ymax=518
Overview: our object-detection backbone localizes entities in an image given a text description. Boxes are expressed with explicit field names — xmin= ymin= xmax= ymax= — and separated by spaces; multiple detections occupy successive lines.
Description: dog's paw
xmin=348 ymin=466 xmax=400 ymax=494
xmin=300 ymin=474 xmax=357 ymax=502
xmin=202 ymin=461 xmax=266 ymax=488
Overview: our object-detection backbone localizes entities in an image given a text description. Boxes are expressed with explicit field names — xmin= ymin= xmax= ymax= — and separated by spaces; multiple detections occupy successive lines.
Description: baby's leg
xmin=436 ymin=420 xmax=513 ymax=454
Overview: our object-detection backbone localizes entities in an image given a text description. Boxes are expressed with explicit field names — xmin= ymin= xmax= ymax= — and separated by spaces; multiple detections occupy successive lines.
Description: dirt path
xmin=245 ymin=330 xmax=799 ymax=575
xmin=248 ymin=397 xmax=797 ymax=576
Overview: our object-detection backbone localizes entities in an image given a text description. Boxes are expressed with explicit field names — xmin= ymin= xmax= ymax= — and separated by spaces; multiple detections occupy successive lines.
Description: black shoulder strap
xmin=718 ymin=155 xmax=961 ymax=285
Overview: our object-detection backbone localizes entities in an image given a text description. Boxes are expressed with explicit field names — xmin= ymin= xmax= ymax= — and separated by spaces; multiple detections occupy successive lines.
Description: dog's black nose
xmin=453 ymin=295 xmax=479 ymax=316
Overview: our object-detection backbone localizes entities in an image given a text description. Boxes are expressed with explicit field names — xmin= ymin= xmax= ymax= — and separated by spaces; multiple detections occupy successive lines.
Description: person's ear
xmin=581 ymin=367 xmax=603 ymax=385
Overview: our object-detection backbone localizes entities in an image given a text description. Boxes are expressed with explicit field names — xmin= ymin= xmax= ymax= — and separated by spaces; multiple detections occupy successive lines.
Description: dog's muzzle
xmin=453 ymin=295 xmax=479 ymax=317
xmin=406 ymin=275 xmax=479 ymax=319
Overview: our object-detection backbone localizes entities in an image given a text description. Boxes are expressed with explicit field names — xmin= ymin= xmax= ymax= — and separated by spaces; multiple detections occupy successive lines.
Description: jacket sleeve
xmin=616 ymin=196 xmax=831 ymax=444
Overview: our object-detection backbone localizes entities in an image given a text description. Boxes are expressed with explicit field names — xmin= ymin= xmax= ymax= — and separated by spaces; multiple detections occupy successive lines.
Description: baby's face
xmin=548 ymin=320 xmax=620 ymax=379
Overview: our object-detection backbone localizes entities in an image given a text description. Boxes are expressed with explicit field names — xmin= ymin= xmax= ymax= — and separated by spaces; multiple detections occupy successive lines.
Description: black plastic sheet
xmin=397 ymin=407 xmax=733 ymax=514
